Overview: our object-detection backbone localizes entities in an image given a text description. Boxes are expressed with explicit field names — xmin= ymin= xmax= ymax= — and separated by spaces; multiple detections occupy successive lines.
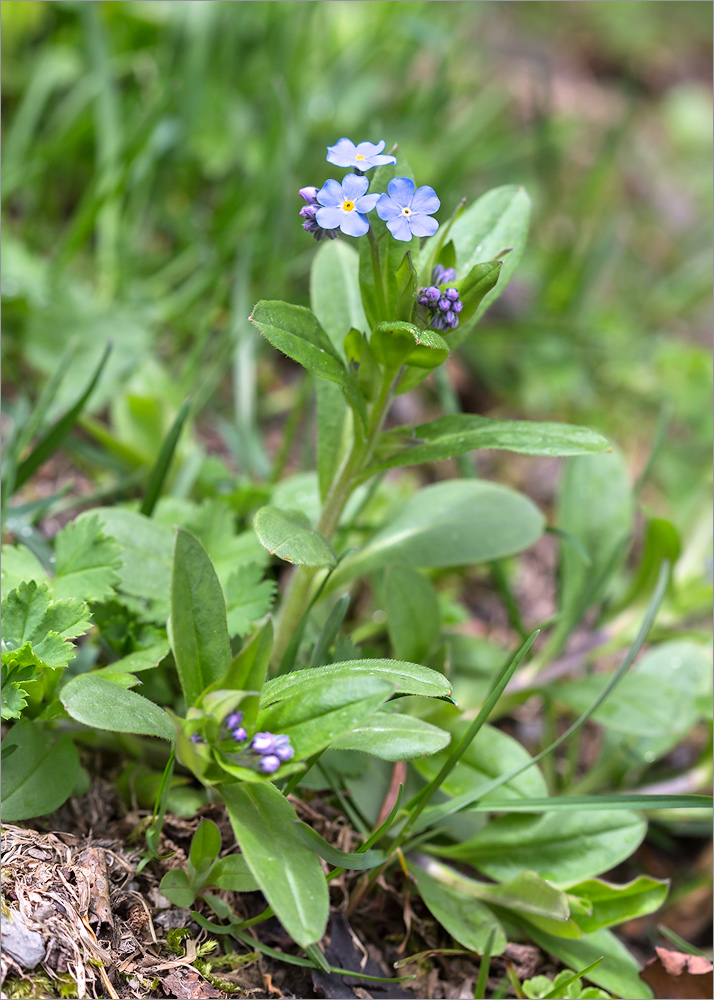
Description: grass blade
xmin=14 ymin=341 xmax=112 ymax=491
xmin=541 ymin=957 xmax=603 ymax=999
xmin=473 ymin=928 xmax=496 ymax=1000
xmin=460 ymin=794 xmax=712 ymax=813
xmin=309 ymin=593 xmax=350 ymax=668
xmin=140 ymin=398 xmax=192 ymax=516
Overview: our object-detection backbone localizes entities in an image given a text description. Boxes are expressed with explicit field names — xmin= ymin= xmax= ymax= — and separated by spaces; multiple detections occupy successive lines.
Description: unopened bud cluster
xmin=417 ymin=265 xmax=463 ymax=332
xmin=225 ymin=711 xmax=295 ymax=774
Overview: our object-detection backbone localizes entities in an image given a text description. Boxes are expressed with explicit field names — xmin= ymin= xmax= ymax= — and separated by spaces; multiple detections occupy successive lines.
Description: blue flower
xmin=326 ymin=138 xmax=396 ymax=171
xmin=316 ymin=174 xmax=380 ymax=238
xmin=376 ymin=178 xmax=440 ymax=242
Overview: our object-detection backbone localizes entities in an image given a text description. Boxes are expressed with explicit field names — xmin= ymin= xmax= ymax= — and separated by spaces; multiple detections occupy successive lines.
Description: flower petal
xmin=376 ymin=193 xmax=402 ymax=221
xmin=317 ymin=178 xmax=344 ymax=207
xmin=340 ymin=211 xmax=370 ymax=238
xmin=370 ymin=153 xmax=397 ymax=166
xmin=386 ymin=176 xmax=415 ymax=208
xmin=355 ymin=140 xmax=385 ymax=156
xmin=386 ymin=215 xmax=413 ymax=242
xmin=409 ymin=214 xmax=439 ymax=238
xmin=410 ymin=185 xmax=440 ymax=215
xmin=315 ymin=206 xmax=345 ymax=230
xmin=355 ymin=192 xmax=380 ymax=213
xmin=326 ymin=138 xmax=357 ymax=167
xmin=341 ymin=173 xmax=370 ymax=200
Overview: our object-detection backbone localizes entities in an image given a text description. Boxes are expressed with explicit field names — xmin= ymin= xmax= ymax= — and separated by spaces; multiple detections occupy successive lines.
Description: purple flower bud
xmin=300 ymin=204 xmax=317 ymax=220
xmin=251 ymin=732 xmax=276 ymax=755
xmin=425 ymin=286 xmax=441 ymax=303
xmin=452 ymin=299 xmax=463 ymax=313
xmin=189 ymin=733 xmax=204 ymax=744
xmin=438 ymin=298 xmax=450 ymax=312
xmin=231 ymin=726 xmax=247 ymax=743
xmin=225 ymin=711 xmax=244 ymax=729
xmin=445 ymin=310 xmax=457 ymax=326
xmin=433 ymin=264 xmax=456 ymax=284
xmin=260 ymin=755 xmax=281 ymax=774
xmin=418 ymin=295 xmax=429 ymax=307
xmin=445 ymin=287 xmax=460 ymax=301
xmin=299 ymin=186 xmax=319 ymax=205
xmin=272 ymin=735 xmax=294 ymax=761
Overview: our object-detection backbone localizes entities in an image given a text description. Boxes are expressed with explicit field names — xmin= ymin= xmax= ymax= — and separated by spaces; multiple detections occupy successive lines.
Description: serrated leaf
xmin=253 ymin=506 xmax=336 ymax=567
xmin=1 ymin=580 xmax=92 ymax=671
xmin=223 ymin=564 xmax=275 ymax=637
xmin=52 ymin=514 xmax=122 ymax=602
xmin=0 ymin=544 xmax=47 ymax=593
xmin=368 ymin=415 xmax=612 ymax=475
xmin=61 ymin=673 xmax=175 ymax=741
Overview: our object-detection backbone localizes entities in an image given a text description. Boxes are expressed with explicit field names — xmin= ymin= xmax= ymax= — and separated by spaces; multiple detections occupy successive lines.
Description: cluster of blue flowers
xmin=189 ymin=711 xmax=295 ymax=775
xmin=299 ymin=137 xmax=440 ymax=243
xmin=418 ymin=265 xmax=464 ymax=332
xmin=224 ymin=711 xmax=295 ymax=774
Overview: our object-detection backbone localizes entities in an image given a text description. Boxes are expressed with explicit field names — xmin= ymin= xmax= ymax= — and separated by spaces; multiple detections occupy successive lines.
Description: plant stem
xmin=270 ymin=369 xmax=395 ymax=670
xmin=366 ymin=225 xmax=388 ymax=319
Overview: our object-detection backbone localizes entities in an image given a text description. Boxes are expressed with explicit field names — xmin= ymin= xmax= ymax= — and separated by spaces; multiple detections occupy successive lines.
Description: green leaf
xmin=1 ymin=580 xmax=92 ymax=672
xmin=316 ymin=380 xmax=350 ymax=503
xmin=385 ymin=565 xmax=441 ymax=663
xmin=435 ymin=809 xmax=646 ymax=886
xmin=61 ymin=673 xmax=175 ymax=741
xmin=415 ymin=719 xmax=548 ymax=802
xmin=557 ymin=451 xmax=634 ymax=632
xmin=554 ymin=640 xmax=712 ymax=741
xmin=1 ymin=721 xmax=79 ymax=821
xmin=159 ymin=869 xmax=195 ymax=908
xmin=255 ymin=675 xmax=394 ymax=759
xmin=411 ymin=865 xmax=507 ymax=955
xmin=170 ymin=528 xmax=232 ymax=708
xmin=412 ymin=857 xmax=570 ymax=922
xmin=451 ymin=261 xmax=502 ymax=327
xmin=209 ymin=619 xmax=272 ymax=704
xmin=189 ymin=819 xmax=222 ymax=871
xmin=250 ymin=301 xmax=366 ymax=426
xmin=331 ymin=711 xmax=451 ymax=760
xmin=448 ymin=185 xmax=531 ymax=347
xmin=371 ymin=321 xmax=449 ymax=371
xmin=568 ymin=876 xmax=669 ymax=934
xmin=369 ymin=415 xmax=612 ymax=474
xmin=209 ymin=853 xmax=259 ymax=893
xmin=261 ymin=659 xmax=453 ymax=706
xmin=0 ymin=544 xmax=47 ymax=593
xmin=224 ymin=563 xmax=275 ymax=637
xmin=222 ymin=782 xmax=329 ymax=949
xmin=52 ymin=514 xmax=122 ymax=602
xmin=523 ymin=925 xmax=653 ymax=1000
xmin=310 ymin=239 xmax=367 ymax=353
xmin=293 ymin=822 xmax=387 ymax=870
xmin=140 ymin=397 xmax=192 ymax=517
xmin=330 ymin=480 xmax=543 ymax=587
xmin=88 ymin=507 xmax=174 ymax=601
xmin=253 ymin=506 xmax=336 ymax=567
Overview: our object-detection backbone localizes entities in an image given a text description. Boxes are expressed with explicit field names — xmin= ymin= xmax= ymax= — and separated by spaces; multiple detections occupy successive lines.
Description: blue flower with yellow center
xmin=326 ymin=138 xmax=396 ymax=172
xmin=376 ymin=177 xmax=440 ymax=242
xmin=315 ymin=174 xmax=380 ymax=238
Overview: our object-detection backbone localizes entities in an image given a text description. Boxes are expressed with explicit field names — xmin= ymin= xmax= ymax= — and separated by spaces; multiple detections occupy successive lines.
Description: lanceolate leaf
xmin=293 ymin=822 xmax=387 ymax=870
xmin=310 ymin=239 xmax=367 ymax=353
xmin=367 ymin=415 xmax=611 ymax=475
xmin=261 ymin=659 xmax=453 ymax=706
xmin=250 ymin=301 xmax=366 ymax=426
xmin=61 ymin=673 xmax=175 ymax=741
xmin=253 ymin=506 xmax=337 ymax=567
xmin=411 ymin=865 xmax=507 ymax=956
xmin=222 ymin=782 xmax=329 ymax=949
xmin=170 ymin=528 xmax=232 ymax=708
xmin=331 ymin=711 xmax=451 ymax=760
xmin=329 ymin=480 xmax=544 ymax=587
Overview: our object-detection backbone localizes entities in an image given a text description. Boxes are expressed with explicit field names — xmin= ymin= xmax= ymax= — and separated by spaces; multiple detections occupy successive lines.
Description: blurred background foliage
xmin=2 ymin=0 xmax=712 ymax=522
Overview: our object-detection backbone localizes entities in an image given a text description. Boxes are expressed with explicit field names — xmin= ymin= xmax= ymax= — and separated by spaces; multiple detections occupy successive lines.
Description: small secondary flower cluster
xmin=417 ymin=265 xmax=463 ymax=332
xmin=299 ymin=137 xmax=440 ymax=243
xmin=190 ymin=711 xmax=295 ymax=774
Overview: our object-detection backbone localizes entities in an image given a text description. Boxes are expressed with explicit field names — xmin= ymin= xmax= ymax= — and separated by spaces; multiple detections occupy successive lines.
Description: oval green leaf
xmin=61 ymin=673 xmax=175 ymax=741
xmin=331 ymin=711 xmax=451 ymax=760
xmin=261 ymin=659 xmax=453 ymax=706
xmin=1 ymin=722 xmax=79 ymax=822
xmin=253 ymin=506 xmax=336 ymax=567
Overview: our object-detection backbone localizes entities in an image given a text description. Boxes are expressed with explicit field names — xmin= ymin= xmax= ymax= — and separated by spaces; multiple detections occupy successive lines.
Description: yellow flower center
xmin=342 ymin=200 xmax=355 ymax=212
xmin=355 ymin=154 xmax=366 ymax=161
xmin=401 ymin=207 xmax=412 ymax=216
